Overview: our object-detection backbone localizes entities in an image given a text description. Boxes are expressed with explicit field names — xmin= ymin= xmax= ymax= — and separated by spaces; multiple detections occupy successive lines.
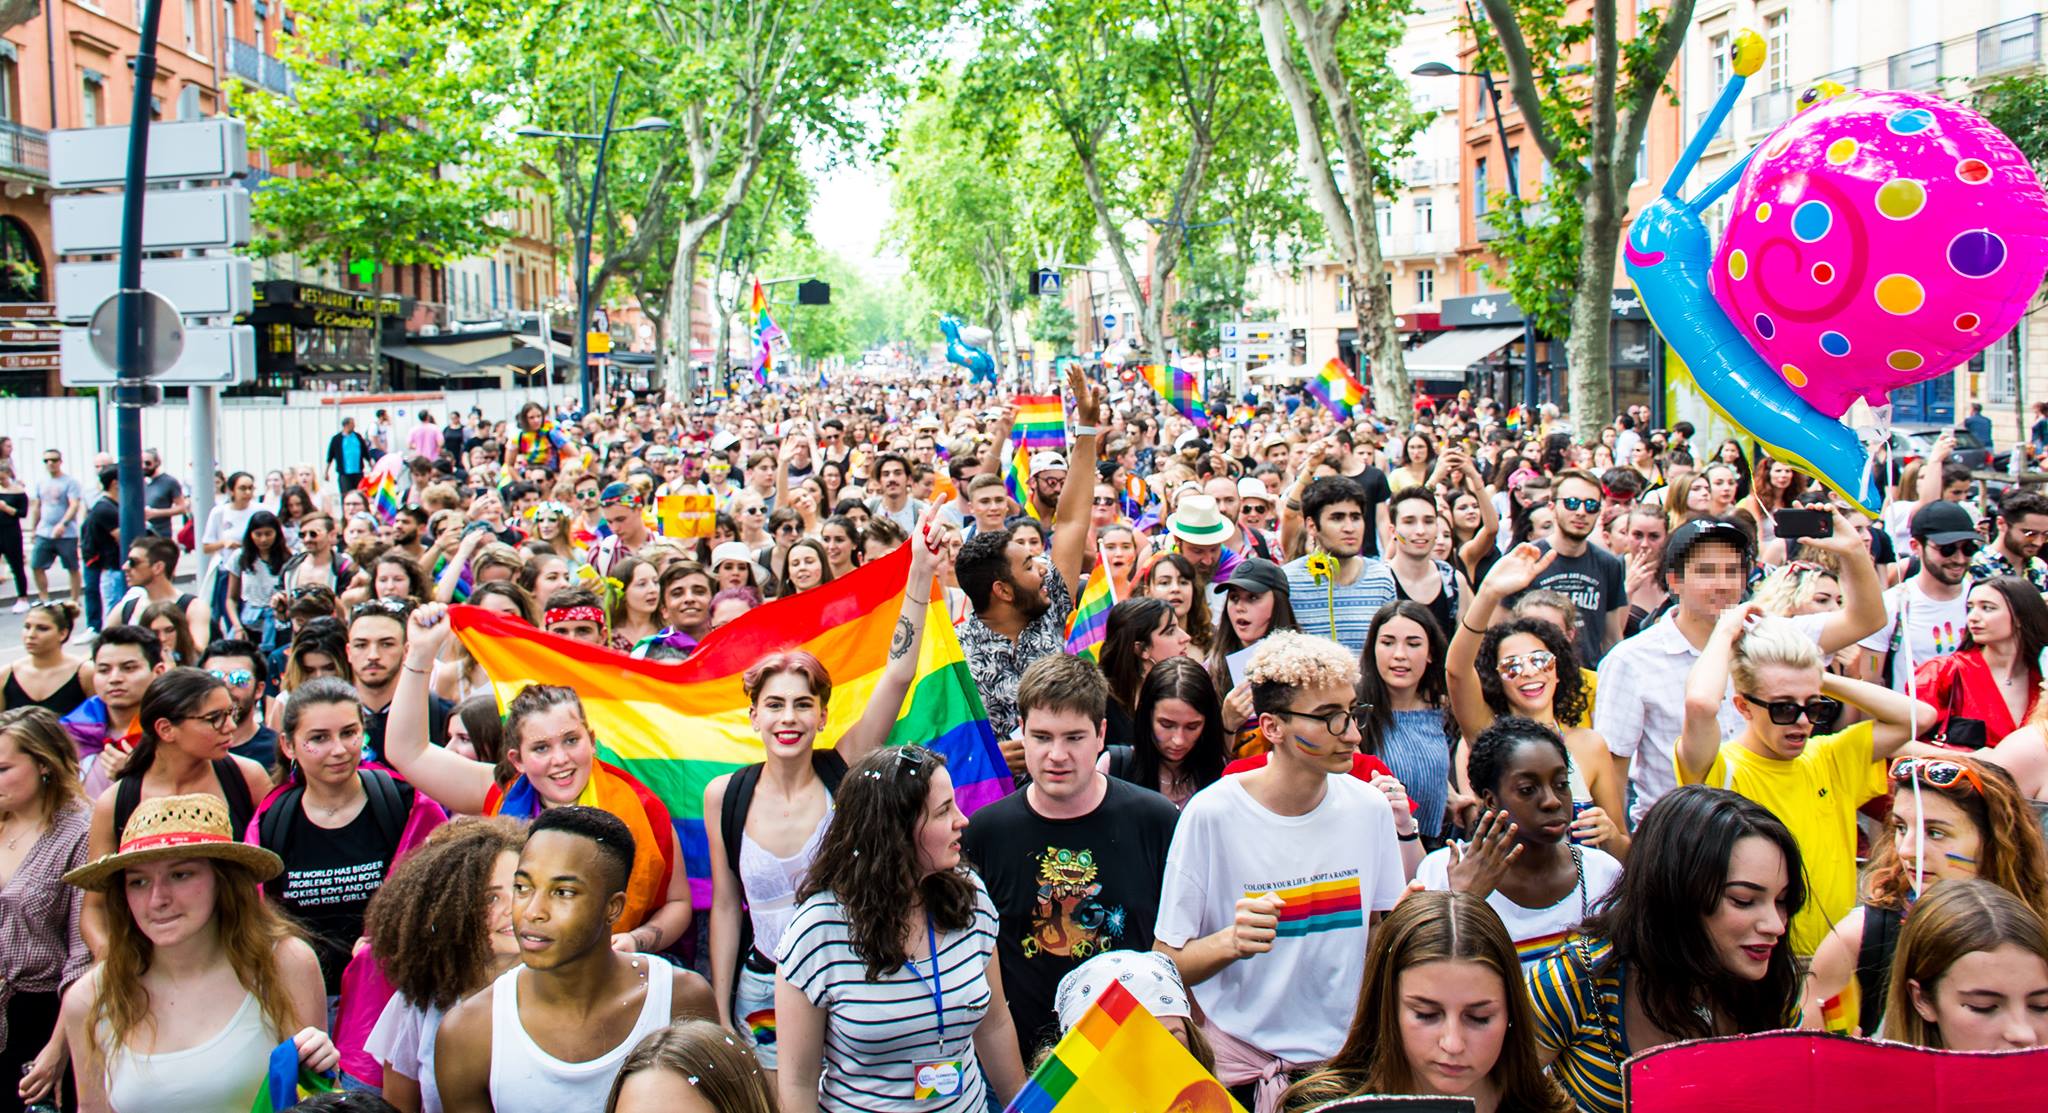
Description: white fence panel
xmin=0 ymin=397 xmax=103 ymax=481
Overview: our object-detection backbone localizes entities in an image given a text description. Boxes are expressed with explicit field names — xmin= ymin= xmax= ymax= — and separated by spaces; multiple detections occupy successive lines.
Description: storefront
xmin=247 ymin=281 xmax=406 ymax=396
xmin=1432 ymin=289 xmax=1662 ymax=418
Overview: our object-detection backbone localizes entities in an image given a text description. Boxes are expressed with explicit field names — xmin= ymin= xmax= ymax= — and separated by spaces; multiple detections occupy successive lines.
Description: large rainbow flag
xmin=749 ymin=279 xmax=783 ymax=385
xmin=1012 ymin=393 xmax=1066 ymax=452
xmin=452 ymin=545 xmax=1011 ymax=906
xmin=1304 ymin=357 xmax=1367 ymax=422
xmin=1138 ymin=363 xmax=1210 ymax=430
xmin=1005 ymin=980 xmax=1244 ymax=1113
xmin=1063 ymin=545 xmax=1115 ymax=662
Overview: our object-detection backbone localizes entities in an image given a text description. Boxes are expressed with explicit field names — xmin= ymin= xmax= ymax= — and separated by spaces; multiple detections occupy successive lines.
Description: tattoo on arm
xmin=890 ymin=615 xmax=914 ymax=660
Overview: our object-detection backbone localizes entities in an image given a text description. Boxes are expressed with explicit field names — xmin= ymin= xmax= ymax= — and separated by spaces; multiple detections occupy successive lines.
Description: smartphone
xmin=1569 ymin=800 xmax=1593 ymax=846
xmin=1774 ymin=507 xmax=1832 ymax=544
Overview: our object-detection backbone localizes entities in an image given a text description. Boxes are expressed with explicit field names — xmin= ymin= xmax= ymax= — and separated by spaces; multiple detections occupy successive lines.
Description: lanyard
xmin=909 ymin=913 xmax=946 ymax=1046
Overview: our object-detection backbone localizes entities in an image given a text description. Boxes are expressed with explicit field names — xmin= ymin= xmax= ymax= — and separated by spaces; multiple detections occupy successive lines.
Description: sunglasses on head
xmin=1496 ymin=650 xmax=1557 ymax=680
xmin=1739 ymin=691 xmax=1843 ymax=727
xmin=1889 ymin=756 xmax=1985 ymax=795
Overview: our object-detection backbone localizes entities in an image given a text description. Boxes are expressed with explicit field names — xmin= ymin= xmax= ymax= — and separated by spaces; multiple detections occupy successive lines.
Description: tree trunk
xmin=1568 ymin=194 xmax=1621 ymax=420
xmin=675 ymin=243 xmax=699 ymax=397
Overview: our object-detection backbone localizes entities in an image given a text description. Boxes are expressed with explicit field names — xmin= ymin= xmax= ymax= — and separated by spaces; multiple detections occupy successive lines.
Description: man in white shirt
xmin=1861 ymin=500 xmax=1975 ymax=684
xmin=1597 ymin=513 xmax=1885 ymax=826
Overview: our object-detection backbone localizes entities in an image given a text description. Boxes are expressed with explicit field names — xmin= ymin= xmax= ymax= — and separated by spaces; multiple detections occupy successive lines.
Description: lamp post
xmin=1414 ymin=52 xmax=1543 ymax=416
xmin=516 ymin=69 xmax=670 ymax=414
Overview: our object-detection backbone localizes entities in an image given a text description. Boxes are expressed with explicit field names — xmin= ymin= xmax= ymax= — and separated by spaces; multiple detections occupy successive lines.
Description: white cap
xmin=1030 ymin=451 xmax=1068 ymax=474
xmin=710 ymin=542 xmax=759 ymax=584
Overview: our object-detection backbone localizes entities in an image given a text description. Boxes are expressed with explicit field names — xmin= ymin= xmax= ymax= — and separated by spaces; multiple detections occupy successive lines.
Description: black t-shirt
xmin=1520 ymin=540 xmax=1628 ymax=665
xmin=83 ymin=497 xmax=121 ymax=570
xmin=959 ymin=777 xmax=1181 ymax=1058
xmin=1344 ymin=466 xmax=1393 ymax=558
xmin=362 ymin=694 xmax=451 ymax=765
xmin=269 ymin=797 xmax=405 ymax=992
xmin=231 ymin=724 xmax=279 ymax=769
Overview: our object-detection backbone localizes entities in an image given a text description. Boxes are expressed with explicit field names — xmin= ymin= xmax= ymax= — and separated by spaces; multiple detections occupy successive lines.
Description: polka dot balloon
xmin=1711 ymin=89 xmax=2048 ymax=419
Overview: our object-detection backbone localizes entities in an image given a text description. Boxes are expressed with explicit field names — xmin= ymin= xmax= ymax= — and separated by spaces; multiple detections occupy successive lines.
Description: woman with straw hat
xmin=58 ymin=793 xmax=335 ymax=1112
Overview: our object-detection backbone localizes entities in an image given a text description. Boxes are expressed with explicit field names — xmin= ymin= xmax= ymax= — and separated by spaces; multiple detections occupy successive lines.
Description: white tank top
xmin=105 ymin=991 xmax=279 ymax=1113
xmin=486 ymin=956 xmax=674 ymax=1113
xmin=738 ymin=806 xmax=830 ymax=960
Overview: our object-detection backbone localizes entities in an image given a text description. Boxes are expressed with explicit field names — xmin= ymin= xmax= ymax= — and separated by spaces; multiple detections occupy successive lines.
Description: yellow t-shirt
xmin=1674 ymin=720 xmax=1881 ymax=956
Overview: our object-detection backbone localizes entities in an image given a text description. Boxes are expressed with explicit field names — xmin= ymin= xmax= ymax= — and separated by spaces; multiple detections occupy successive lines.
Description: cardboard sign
xmin=657 ymin=494 xmax=716 ymax=539
xmin=1626 ymin=1030 xmax=2048 ymax=1112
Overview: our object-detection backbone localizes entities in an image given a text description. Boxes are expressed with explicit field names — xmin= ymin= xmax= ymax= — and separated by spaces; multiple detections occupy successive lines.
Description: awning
xmin=381 ymin=344 xmax=480 ymax=377
xmin=468 ymin=345 xmax=547 ymax=371
xmin=1403 ymin=325 xmax=1522 ymax=381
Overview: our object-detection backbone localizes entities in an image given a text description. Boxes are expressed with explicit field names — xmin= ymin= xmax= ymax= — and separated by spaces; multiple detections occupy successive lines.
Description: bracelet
xmin=906 ymin=595 xmax=929 ymax=607
xmin=1396 ymin=830 xmax=1420 ymax=842
xmin=1072 ymin=425 xmax=1098 ymax=437
xmin=1286 ymin=498 xmax=1302 ymax=511
xmin=1460 ymin=618 xmax=1487 ymax=636
xmin=402 ymin=662 xmax=430 ymax=675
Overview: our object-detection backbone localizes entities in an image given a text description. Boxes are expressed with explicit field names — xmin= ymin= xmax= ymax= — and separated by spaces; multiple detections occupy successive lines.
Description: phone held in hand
xmin=1773 ymin=507 xmax=1831 ymax=544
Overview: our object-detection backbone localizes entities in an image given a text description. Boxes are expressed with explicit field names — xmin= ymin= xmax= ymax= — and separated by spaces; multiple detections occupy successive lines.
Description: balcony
xmin=227 ymin=39 xmax=293 ymax=94
xmin=1979 ymin=15 xmax=2041 ymax=77
xmin=1888 ymin=43 xmax=1943 ymax=90
xmin=0 ymin=120 xmax=47 ymax=181
xmin=1399 ymin=230 xmax=1453 ymax=256
xmin=1692 ymin=107 xmax=1733 ymax=147
xmin=1750 ymin=87 xmax=1792 ymax=132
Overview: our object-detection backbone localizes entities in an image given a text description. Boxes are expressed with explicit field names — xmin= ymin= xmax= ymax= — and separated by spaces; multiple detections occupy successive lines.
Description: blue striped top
xmin=1526 ymin=935 xmax=1626 ymax=1113
xmin=1376 ymin=707 xmax=1452 ymax=837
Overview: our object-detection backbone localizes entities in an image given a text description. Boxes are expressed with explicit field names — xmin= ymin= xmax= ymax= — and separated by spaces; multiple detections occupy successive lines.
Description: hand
xmin=1369 ymin=774 xmax=1415 ymax=832
xmin=1447 ymin=788 xmax=1481 ymax=831
xmin=97 ymin=739 xmax=134 ymax=782
xmin=1802 ymin=506 xmax=1868 ymax=562
xmin=612 ymin=931 xmax=641 ymax=953
xmin=1570 ymin=805 xmax=1621 ymax=848
xmin=1000 ymin=734 xmax=1028 ymax=777
xmin=1932 ymin=431 xmax=1955 ymax=461
xmin=1229 ymin=894 xmax=1284 ymax=959
xmin=1306 ymin=439 xmax=1329 ymax=472
xmin=1625 ymin=548 xmax=1660 ymax=597
xmin=1067 ymin=363 xmax=1105 ymax=428
xmin=1221 ymin=683 xmax=1256 ymax=731
xmin=1714 ymin=600 xmax=1764 ymax=641
xmin=1445 ymin=809 xmax=1522 ymax=899
xmin=18 ymin=1031 xmax=66 ymax=1103
xmin=1479 ymin=542 xmax=1557 ymax=599
xmin=909 ymin=501 xmax=944 ymax=585
xmin=292 ymin=1026 xmax=341 ymax=1076
xmin=408 ymin=602 xmax=456 ymax=657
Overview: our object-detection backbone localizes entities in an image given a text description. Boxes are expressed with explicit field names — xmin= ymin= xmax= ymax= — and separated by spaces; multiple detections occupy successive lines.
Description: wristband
xmin=1396 ymin=830 xmax=1420 ymax=842
xmin=1072 ymin=425 xmax=1098 ymax=437
xmin=1460 ymin=618 xmax=1487 ymax=636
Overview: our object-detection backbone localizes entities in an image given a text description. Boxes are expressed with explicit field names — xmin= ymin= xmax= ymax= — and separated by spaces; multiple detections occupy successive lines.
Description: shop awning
xmin=383 ymin=344 xmax=487 ymax=377
xmin=1403 ymin=326 xmax=1522 ymax=381
xmin=467 ymin=345 xmax=548 ymax=371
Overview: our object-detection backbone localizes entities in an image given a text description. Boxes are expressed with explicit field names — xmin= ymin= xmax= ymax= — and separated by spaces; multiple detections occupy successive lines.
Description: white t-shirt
xmin=365 ymin=995 xmax=444 ymax=1113
xmin=1858 ymin=577 xmax=1969 ymax=674
xmin=1415 ymin=845 xmax=1623 ymax=973
xmin=1153 ymin=773 xmax=1407 ymax=1063
xmin=203 ymin=503 xmax=259 ymax=550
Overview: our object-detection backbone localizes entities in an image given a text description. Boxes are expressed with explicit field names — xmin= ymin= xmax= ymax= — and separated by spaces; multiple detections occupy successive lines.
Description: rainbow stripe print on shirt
xmin=1252 ymin=875 xmax=1363 ymax=937
xmin=1515 ymin=928 xmax=1570 ymax=967
xmin=745 ymin=1008 xmax=777 ymax=1046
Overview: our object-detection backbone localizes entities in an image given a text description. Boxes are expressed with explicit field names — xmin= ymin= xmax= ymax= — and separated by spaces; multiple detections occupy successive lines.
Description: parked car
xmin=1886 ymin=423 xmax=2010 ymax=475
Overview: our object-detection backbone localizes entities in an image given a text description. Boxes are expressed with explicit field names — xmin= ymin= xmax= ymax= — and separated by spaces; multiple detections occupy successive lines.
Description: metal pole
xmin=1475 ymin=69 xmax=1540 ymax=417
xmin=540 ymin=303 xmax=556 ymax=412
xmin=114 ymin=0 xmax=165 ymax=550
xmin=189 ymin=385 xmax=216 ymax=579
xmin=572 ymin=68 xmax=624 ymax=415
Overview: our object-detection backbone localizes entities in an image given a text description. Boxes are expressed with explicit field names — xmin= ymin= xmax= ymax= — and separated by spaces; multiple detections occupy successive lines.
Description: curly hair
xmin=1466 ymin=716 xmax=1569 ymax=799
xmin=365 ymin=816 xmax=525 ymax=1009
xmin=1476 ymin=617 xmax=1587 ymax=728
xmin=796 ymin=746 xmax=979 ymax=979
xmin=1246 ymin=630 xmax=1361 ymax=716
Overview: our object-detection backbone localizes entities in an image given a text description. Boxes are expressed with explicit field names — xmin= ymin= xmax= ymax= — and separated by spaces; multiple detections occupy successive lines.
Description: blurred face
xmin=915 ymin=767 xmax=969 ymax=876
xmin=1019 ymin=705 xmax=1104 ymax=803
xmin=1910 ymin=945 xmax=2048 ymax=1051
xmin=1395 ymin=960 xmax=1510 ymax=1101
xmin=750 ymin=671 xmax=824 ymax=756
xmin=248 ymin=524 xmax=278 ymax=554
xmin=230 ymin=475 xmax=254 ymax=505
xmin=663 ymin=573 xmax=713 ymax=631
xmin=1887 ymin=787 xmax=1982 ymax=885
xmin=1706 ymin=835 xmax=1792 ymax=980
xmin=1149 ymin=698 xmax=1206 ymax=766
xmin=1226 ymin=587 xmax=1275 ymax=645
xmin=1706 ymin=466 xmax=1739 ymax=509
xmin=1031 ymin=469 xmax=1065 ymax=506
xmin=1494 ymin=631 xmax=1557 ymax=717
xmin=1311 ymin=500 xmax=1366 ymax=558
xmin=788 ymin=545 xmax=826 ymax=591
xmin=1146 ymin=562 xmax=1192 ymax=618
xmin=612 ymin=1067 xmax=722 ymax=1113
xmin=1671 ymin=540 xmax=1749 ymax=619
xmin=1966 ymin=584 xmax=2015 ymax=647
xmin=509 ymin=704 xmax=596 ymax=805
xmin=281 ymin=699 xmax=365 ymax=790
xmin=123 ymin=858 xmax=220 ymax=949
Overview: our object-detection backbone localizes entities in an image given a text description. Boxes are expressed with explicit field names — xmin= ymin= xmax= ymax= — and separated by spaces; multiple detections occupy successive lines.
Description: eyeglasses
xmin=208 ymin=668 xmax=255 ymax=687
xmin=1932 ymin=539 xmax=1981 ymax=558
xmin=1497 ymin=650 xmax=1557 ymax=680
xmin=1272 ymin=703 xmax=1373 ymax=737
xmin=182 ymin=708 xmax=240 ymax=733
xmin=577 ymin=489 xmax=600 ymax=500
xmin=1092 ymin=497 xmax=1117 ymax=506
xmin=1738 ymin=692 xmax=1843 ymax=727
xmin=1890 ymin=756 xmax=1985 ymax=796
xmin=1557 ymin=496 xmax=1600 ymax=513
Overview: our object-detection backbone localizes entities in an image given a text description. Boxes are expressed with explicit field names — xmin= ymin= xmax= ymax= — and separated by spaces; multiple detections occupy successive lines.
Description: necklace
xmin=0 ymin=810 xmax=32 ymax=851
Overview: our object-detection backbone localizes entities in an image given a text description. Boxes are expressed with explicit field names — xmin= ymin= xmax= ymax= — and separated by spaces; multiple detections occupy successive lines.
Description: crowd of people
xmin=2 ymin=366 xmax=2047 ymax=1113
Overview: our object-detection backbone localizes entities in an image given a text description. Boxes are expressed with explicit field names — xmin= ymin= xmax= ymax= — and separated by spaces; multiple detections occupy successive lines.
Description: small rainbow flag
xmin=749 ymin=279 xmax=783 ymax=386
xmin=1063 ymin=544 xmax=1117 ymax=661
xmin=249 ymin=1038 xmax=336 ymax=1110
xmin=1304 ymin=357 xmax=1367 ymax=422
xmin=1232 ymin=403 xmax=1257 ymax=427
xmin=358 ymin=453 xmax=404 ymax=524
xmin=1119 ymin=473 xmax=1152 ymax=520
xmin=453 ymin=545 xmax=1011 ymax=908
xmin=1012 ymin=394 xmax=1066 ymax=452
xmin=1003 ymin=439 xmax=1037 ymax=521
xmin=1138 ymin=363 xmax=1210 ymax=429
xmin=1004 ymin=980 xmax=1244 ymax=1113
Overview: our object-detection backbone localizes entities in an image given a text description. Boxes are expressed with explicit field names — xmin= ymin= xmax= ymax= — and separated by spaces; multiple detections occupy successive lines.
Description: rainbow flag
xmin=1012 ymin=394 xmax=1066 ymax=452
xmin=1005 ymin=980 xmax=1244 ymax=1113
xmin=1304 ymin=357 xmax=1367 ymax=422
xmin=249 ymin=1038 xmax=335 ymax=1110
xmin=749 ymin=279 xmax=784 ymax=386
xmin=1138 ymin=363 xmax=1209 ymax=430
xmin=1232 ymin=403 xmax=1257 ymax=427
xmin=358 ymin=453 xmax=404 ymax=524
xmin=1003 ymin=439 xmax=1038 ymax=521
xmin=1063 ymin=545 xmax=1116 ymax=661
xmin=1119 ymin=473 xmax=1152 ymax=520
xmin=452 ymin=544 xmax=1011 ymax=907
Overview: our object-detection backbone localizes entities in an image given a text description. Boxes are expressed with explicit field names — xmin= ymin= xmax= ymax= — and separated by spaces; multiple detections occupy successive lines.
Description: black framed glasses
xmin=1738 ymin=692 xmax=1843 ymax=727
xmin=1272 ymin=703 xmax=1373 ymax=737
xmin=182 ymin=708 xmax=239 ymax=733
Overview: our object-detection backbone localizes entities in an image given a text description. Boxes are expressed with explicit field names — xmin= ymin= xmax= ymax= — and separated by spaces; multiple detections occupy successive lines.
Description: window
xmin=81 ymin=73 xmax=103 ymax=128
xmin=1709 ymin=33 xmax=1729 ymax=93
xmin=1764 ymin=12 xmax=1789 ymax=89
xmin=1474 ymin=157 xmax=1489 ymax=215
xmin=1416 ymin=268 xmax=1435 ymax=303
xmin=1336 ymin=273 xmax=1351 ymax=313
xmin=1376 ymin=201 xmax=1393 ymax=237
xmin=0 ymin=55 xmax=18 ymax=122
xmin=1977 ymin=322 xmax=2023 ymax=405
xmin=184 ymin=0 xmax=198 ymax=48
xmin=1413 ymin=196 xmax=1433 ymax=234
xmin=1635 ymin=141 xmax=1648 ymax=184
xmin=1505 ymin=148 xmax=1521 ymax=196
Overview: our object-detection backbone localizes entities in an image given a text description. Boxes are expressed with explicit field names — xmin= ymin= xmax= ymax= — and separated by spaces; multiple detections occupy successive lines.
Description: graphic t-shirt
xmin=269 ymin=798 xmax=405 ymax=992
xmin=1859 ymin=578 xmax=1969 ymax=680
xmin=1153 ymin=773 xmax=1406 ymax=1062
xmin=1519 ymin=541 xmax=1627 ymax=664
xmin=960 ymin=777 xmax=1180 ymax=1056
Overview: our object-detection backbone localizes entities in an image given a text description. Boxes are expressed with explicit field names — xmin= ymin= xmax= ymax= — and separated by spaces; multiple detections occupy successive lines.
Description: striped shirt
xmin=1525 ymin=935 xmax=1626 ymax=1113
xmin=778 ymin=877 xmax=999 ymax=1112
xmin=1283 ymin=554 xmax=1396 ymax=655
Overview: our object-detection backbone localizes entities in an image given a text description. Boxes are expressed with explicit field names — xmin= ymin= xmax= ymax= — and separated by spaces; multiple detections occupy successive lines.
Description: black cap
xmin=1662 ymin=516 xmax=1754 ymax=577
xmin=1220 ymin=557 xmax=1289 ymax=597
xmin=1910 ymin=500 xmax=1979 ymax=545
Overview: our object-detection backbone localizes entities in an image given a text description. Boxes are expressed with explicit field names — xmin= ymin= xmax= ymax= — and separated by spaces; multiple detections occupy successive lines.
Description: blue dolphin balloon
xmin=1624 ymin=31 xmax=1883 ymax=516
xmin=939 ymin=315 xmax=997 ymax=384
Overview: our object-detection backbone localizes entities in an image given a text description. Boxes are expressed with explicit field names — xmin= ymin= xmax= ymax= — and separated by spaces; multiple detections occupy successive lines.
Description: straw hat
xmin=64 ymin=793 xmax=283 ymax=892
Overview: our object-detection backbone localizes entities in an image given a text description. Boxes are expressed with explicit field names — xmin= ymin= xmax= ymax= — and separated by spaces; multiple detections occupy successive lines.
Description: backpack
xmin=718 ymin=750 xmax=847 ymax=1011
xmin=257 ymin=768 xmax=412 ymax=899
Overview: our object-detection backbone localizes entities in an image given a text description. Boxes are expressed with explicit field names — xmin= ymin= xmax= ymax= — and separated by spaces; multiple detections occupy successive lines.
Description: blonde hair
xmin=1246 ymin=630 xmax=1361 ymax=693
xmin=1751 ymin=563 xmax=1840 ymax=618
xmin=0 ymin=706 xmax=82 ymax=818
xmin=1730 ymin=616 xmax=1822 ymax=692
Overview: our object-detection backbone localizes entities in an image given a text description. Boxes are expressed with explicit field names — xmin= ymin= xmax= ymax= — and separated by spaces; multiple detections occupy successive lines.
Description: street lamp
xmin=1413 ymin=51 xmax=1543 ymax=415
xmin=514 ymin=69 xmax=671 ymax=413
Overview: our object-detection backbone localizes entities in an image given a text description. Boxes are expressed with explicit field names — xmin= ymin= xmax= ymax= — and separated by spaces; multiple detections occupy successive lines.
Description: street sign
xmin=1102 ymin=313 xmax=1118 ymax=330
xmin=60 ymin=323 xmax=254 ymax=386
xmin=1035 ymin=269 xmax=1061 ymax=297
xmin=0 ymin=303 xmax=55 ymax=319
xmin=51 ymin=187 xmax=252 ymax=254
xmin=0 ymin=328 xmax=57 ymax=345
xmin=56 ymin=257 xmax=253 ymax=321
xmin=88 ymin=292 xmax=185 ymax=375
xmin=587 ymin=331 xmax=612 ymax=355
xmin=0 ymin=351 xmax=59 ymax=370
xmin=48 ymin=118 xmax=249 ymax=189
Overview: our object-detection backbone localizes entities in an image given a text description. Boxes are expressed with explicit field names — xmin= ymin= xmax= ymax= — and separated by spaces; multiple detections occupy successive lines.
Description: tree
xmin=1250 ymin=0 xmax=1426 ymax=414
xmin=1978 ymin=72 xmax=2048 ymax=177
xmin=1472 ymin=0 xmax=1696 ymax=420
xmin=236 ymin=0 xmax=516 ymax=387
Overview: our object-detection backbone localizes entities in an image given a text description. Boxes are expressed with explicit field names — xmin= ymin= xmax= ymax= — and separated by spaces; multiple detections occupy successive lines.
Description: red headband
xmin=545 ymin=605 xmax=607 ymax=627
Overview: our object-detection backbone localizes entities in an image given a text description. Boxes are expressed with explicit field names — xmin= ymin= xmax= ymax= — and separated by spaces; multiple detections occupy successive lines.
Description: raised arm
xmin=1819 ymin=671 xmax=1938 ymax=758
xmin=838 ymin=504 xmax=944 ymax=764
xmin=1915 ymin=433 xmax=1953 ymax=505
xmin=1459 ymin=456 xmax=1501 ymax=573
xmin=1679 ymin=603 xmax=1755 ymax=784
xmin=433 ymin=530 xmax=486 ymax=604
xmin=386 ymin=604 xmax=496 ymax=813
xmin=1448 ymin=543 xmax=1556 ymax=740
xmin=1806 ymin=507 xmax=1888 ymax=654
xmin=1049 ymin=365 xmax=1102 ymax=595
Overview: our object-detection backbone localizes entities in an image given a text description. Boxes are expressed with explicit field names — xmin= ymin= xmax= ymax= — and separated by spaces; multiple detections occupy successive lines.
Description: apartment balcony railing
xmin=1979 ymin=15 xmax=2042 ymax=76
xmin=1750 ymin=87 xmax=1792 ymax=132
xmin=227 ymin=39 xmax=293 ymax=94
xmin=1693 ymin=107 xmax=1734 ymax=147
xmin=0 ymin=120 xmax=48 ymax=181
xmin=1889 ymin=43 xmax=1944 ymax=90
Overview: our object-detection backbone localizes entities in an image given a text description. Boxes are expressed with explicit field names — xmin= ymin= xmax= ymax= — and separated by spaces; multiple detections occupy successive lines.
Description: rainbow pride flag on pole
xmin=1304 ymin=357 xmax=1368 ymax=423
xmin=1063 ymin=544 xmax=1116 ymax=661
xmin=358 ymin=453 xmax=404 ymax=524
xmin=452 ymin=545 xmax=1011 ymax=907
xmin=1012 ymin=394 xmax=1066 ymax=452
xmin=749 ymin=279 xmax=784 ymax=386
xmin=1138 ymin=363 xmax=1210 ymax=430
xmin=1004 ymin=980 xmax=1244 ymax=1113
xmin=1003 ymin=438 xmax=1038 ymax=521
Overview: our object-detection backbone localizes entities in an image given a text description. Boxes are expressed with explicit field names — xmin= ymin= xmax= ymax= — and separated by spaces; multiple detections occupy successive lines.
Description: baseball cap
xmin=1661 ymin=516 xmax=1755 ymax=577
xmin=1030 ymin=451 xmax=1068 ymax=474
xmin=1219 ymin=557 xmax=1288 ymax=597
xmin=709 ymin=431 xmax=740 ymax=453
xmin=1236 ymin=477 xmax=1273 ymax=505
xmin=1910 ymin=500 xmax=1979 ymax=545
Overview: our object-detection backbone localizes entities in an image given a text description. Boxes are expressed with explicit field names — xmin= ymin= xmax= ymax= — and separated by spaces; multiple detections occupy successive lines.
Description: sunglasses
xmin=1497 ymin=650 xmax=1557 ymax=680
xmin=1932 ymin=539 xmax=1981 ymax=558
xmin=208 ymin=668 xmax=255 ymax=687
xmin=1738 ymin=691 xmax=1843 ymax=727
xmin=577 ymin=489 xmax=600 ymax=499
xmin=1890 ymin=756 xmax=1985 ymax=796
xmin=351 ymin=598 xmax=412 ymax=620
xmin=1557 ymin=496 xmax=1600 ymax=513
xmin=1092 ymin=497 xmax=1117 ymax=506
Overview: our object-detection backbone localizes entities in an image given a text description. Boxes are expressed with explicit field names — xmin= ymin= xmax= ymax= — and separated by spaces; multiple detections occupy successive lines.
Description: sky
xmin=805 ymin=151 xmax=905 ymax=283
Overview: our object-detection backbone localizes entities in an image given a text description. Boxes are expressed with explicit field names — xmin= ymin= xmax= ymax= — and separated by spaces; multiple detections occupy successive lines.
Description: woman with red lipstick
xmin=1525 ymin=787 xmax=1804 ymax=1113
xmin=1282 ymin=890 xmax=1569 ymax=1113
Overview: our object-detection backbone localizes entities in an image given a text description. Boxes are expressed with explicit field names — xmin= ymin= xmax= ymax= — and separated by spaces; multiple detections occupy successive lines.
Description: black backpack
xmin=719 ymin=750 xmax=847 ymax=1009
xmin=256 ymin=768 xmax=412 ymax=900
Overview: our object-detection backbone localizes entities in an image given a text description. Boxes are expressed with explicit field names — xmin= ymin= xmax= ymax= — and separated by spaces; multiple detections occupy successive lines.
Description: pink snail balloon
xmin=1713 ymin=86 xmax=2048 ymax=420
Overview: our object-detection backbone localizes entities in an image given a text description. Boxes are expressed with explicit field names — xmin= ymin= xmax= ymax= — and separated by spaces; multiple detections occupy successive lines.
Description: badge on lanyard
xmin=909 ymin=914 xmax=961 ymax=1101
